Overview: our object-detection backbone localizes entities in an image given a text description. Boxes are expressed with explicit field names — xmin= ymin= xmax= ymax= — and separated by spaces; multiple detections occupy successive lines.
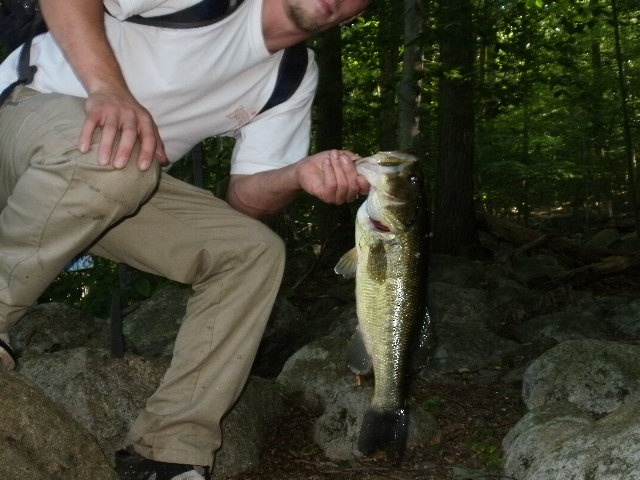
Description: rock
xmin=11 ymin=302 xmax=110 ymax=354
xmin=254 ymin=297 xmax=303 ymax=377
xmin=504 ymin=339 xmax=640 ymax=479
xmin=607 ymin=297 xmax=640 ymax=337
xmin=585 ymin=228 xmax=621 ymax=249
xmin=277 ymin=336 xmax=353 ymax=414
xmin=122 ymin=283 xmax=191 ymax=357
xmin=212 ymin=377 xmax=284 ymax=479
xmin=0 ymin=368 xmax=118 ymax=480
xmin=429 ymin=254 xmax=487 ymax=288
xmin=313 ymin=382 xmax=437 ymax=461
xmin=511 ymin=254 xmax=563 ymax=283
xmin=521 ymin=340 xmax=640 ymax=414
xmin=514 ymin=310 xmax=609 ymax=345
xmin=17 ymin=347 xmax=168 ymax=457
xmin=428 ymin=281 xmax=519 ymax=372
xmin=503 ymin=397 xmax=640 ymax=480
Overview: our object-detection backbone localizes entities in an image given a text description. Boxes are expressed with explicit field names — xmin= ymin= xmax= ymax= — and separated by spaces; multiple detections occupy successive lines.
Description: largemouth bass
xmin=335 ymin=151 xmax=433 ymax=461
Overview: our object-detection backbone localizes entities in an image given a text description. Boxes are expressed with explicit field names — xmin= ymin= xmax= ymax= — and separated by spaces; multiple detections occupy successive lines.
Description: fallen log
xmin=478 ymin=215 xmax=623 ymax=267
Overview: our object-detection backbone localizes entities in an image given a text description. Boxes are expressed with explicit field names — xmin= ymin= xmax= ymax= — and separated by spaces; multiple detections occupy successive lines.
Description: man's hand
xmin=37 ymin=0 xmax=167 ymax=172
xmin=79 ymin=91 xmax=167 ymax=171
xmin=227 ymin=149 xmax=370 ymax=218
xmin=296 ymin=149 xmax=369 ymax=204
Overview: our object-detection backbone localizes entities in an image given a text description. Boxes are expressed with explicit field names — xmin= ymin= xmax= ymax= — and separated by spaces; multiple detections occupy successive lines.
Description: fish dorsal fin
xmin=334 ymin=247 xmax=358 ymax=278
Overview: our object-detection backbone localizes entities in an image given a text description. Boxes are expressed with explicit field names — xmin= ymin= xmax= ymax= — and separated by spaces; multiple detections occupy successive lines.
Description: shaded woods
xmin=0 ymin=0 xmax=634 ymax=320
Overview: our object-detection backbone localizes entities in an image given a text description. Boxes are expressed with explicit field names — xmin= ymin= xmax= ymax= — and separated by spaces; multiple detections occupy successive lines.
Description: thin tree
xmin=610 ymin=0 xmax=638 ymax=234
xmin=397 ymin=0 xmax=424 ymax=152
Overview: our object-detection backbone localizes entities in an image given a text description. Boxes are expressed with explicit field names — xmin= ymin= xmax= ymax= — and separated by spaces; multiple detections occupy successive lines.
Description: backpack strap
xmin=125 ymin=0 xmax=244 ymax=28
xmin=0 ymin=13 xmax=42 ymax=106
xmin=259 ymin=42 xmax=308 ymax=114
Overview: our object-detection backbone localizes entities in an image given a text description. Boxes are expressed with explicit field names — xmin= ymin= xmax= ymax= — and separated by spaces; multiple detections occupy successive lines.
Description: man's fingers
xmin=78 ymin=116 xmax=98 ymax=154
xmin=136 ymin=122 xmax=164 ymax=171
xmin=97 ymin=121 xmax=118 ymax=166
xmin=112 ymin=124 xmax=139 ymax=169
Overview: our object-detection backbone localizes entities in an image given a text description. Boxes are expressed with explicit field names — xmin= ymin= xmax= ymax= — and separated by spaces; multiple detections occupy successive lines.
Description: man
xmin=0 ymin=0 xmax=371 ymax=478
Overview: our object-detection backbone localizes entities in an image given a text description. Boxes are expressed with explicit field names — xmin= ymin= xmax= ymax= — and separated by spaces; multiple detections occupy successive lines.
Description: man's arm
xmin=39 ymin=0 xmax=166 ymax=170
xmin=227 ymin=150 xmax=369 ymax=218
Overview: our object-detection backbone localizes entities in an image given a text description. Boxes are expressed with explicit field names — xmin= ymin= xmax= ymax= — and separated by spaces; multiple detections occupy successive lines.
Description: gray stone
xmin=212 ymin=377 xmax=284 ymax=479
xmin=11 ymin=302 xmax=109 ymax=354
xmin=122 ymin=283 xmax=191 ymax=357
xmin=0 ymin=368 xmax=118 ymax=480
xmin=522 ymin=339 xmax=640 ymax=414
xmin=585 ymin=228 xmax=621 ymax=249
xmin=503 ymin=397 xmax=640 ymax=480
xmin=313 ymin=382 xmax=437 ymax=461
xmin=17 ymin=347 xmax=168 ymax=457
xmin=277 ymin=336 xmax=353 ymax=414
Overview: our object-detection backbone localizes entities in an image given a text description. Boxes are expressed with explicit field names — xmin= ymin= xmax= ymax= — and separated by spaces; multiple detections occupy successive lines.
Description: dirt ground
xmin=229 ymin=370 xmax=524 ymax=480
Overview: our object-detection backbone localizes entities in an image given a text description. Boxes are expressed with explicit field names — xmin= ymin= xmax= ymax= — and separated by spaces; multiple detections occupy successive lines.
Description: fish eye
xmin=409 ymin=175 xmax=419 ymax=184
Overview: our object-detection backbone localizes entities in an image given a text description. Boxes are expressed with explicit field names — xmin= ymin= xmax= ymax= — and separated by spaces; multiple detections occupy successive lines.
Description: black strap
xmin=259 ymin=42 xmax=308 ymax=114
xmin=0 ymin=336 xmax=17 ymax=366
xmin=126 ymin=0 xmax=243 ymax=28
xmin=0 ymin=13 xmax=41 ymax=106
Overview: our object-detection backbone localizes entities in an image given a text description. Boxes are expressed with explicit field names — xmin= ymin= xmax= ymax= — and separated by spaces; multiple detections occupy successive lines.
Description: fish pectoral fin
xmin=410 ymin=305 xmax=435 ymax=372
xmin=346 ymin=326 xmax=373 ymax=376
xmin=334 ymin=247 xmax=358 ymax=278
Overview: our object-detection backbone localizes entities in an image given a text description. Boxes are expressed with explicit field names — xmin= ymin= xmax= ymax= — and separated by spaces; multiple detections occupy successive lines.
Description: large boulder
xmin=0 ymin=368 xmax=118 ymax=480
xmin=503 ymin=340 xmax=640 ymax=480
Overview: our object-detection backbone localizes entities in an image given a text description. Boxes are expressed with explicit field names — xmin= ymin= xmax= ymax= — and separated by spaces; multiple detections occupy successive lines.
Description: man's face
xmin=286 ymin=0 xmax=372 ymax=34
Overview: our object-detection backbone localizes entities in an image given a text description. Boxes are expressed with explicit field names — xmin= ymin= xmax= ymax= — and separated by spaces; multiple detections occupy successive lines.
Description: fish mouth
xmin=370 ymin=218 xmax=390 ymax=232
xmin=355 ymin=151 xmax=416 ymax=187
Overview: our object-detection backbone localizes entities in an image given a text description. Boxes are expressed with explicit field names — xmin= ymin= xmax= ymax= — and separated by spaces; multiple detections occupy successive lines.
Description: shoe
xmin=115 ymin=450 xmax=208 ymax=480
xmin=0 ymin=333 xmax=16 ymax=370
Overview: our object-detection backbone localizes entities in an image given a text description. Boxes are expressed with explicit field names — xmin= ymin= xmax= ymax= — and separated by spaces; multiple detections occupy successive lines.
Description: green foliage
xmin=39 ymin=258 xmax=176 ymax=318
xmin=465 ymin=428 xmax=504 ymax=472
xmin=421 ymin=395 xmax=445 ymax=413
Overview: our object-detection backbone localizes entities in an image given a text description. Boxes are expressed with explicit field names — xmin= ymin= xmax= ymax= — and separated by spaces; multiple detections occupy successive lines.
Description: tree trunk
xmin=610 ymin=0 xmax=638 ymax=235
xmin=397 ymin=0 xmax=423 ymax=152
xmin=432 ymin=0 xmax=479 ymax=255
xmin=378 ymin=1 xmax=401 ymax=150
xmin=314 ymin=29 xmax=344 ymax=151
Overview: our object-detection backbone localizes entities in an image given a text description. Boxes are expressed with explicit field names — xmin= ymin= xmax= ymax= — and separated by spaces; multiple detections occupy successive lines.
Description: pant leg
xmin=90 ymin=174 xmax=286 ymax=468
xmin=0 ymin=87 xmax=160 ymax=332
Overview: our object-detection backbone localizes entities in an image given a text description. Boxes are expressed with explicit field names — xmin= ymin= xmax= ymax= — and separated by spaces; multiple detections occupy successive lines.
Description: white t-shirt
xmin=0 ymin=0 xmax=318 ymax=174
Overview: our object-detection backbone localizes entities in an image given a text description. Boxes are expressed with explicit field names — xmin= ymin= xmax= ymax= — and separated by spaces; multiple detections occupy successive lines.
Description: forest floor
xmin=228 ymin=244 xmax=640 ymax=480
xmin=230 ymin=372 xmax=525 ymax=480
xmin=229 ymin=260 xmax=531 ymax=480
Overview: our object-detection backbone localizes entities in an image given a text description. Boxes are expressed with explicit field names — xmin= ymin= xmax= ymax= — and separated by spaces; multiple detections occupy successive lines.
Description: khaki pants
xmin=0 ymin=87 xmax=285 ymax=467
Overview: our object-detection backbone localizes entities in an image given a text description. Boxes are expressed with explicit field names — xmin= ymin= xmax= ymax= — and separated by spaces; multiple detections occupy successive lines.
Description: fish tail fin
xmin=358 ymin=408 xmax=409 ymax=464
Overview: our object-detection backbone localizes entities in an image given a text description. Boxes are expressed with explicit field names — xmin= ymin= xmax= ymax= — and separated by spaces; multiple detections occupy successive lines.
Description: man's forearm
xmin=226 ymin=150 xmax=369 ymax=219
xmin=39 ymin=0 xmax=129 ymax=96
xmin=227 ymin=166 xmax=301 ymax=218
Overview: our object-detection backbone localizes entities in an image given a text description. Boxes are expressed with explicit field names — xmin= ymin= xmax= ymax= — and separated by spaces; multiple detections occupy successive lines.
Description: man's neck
xmin=261 ymin=0 xmax=310 ymax=53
